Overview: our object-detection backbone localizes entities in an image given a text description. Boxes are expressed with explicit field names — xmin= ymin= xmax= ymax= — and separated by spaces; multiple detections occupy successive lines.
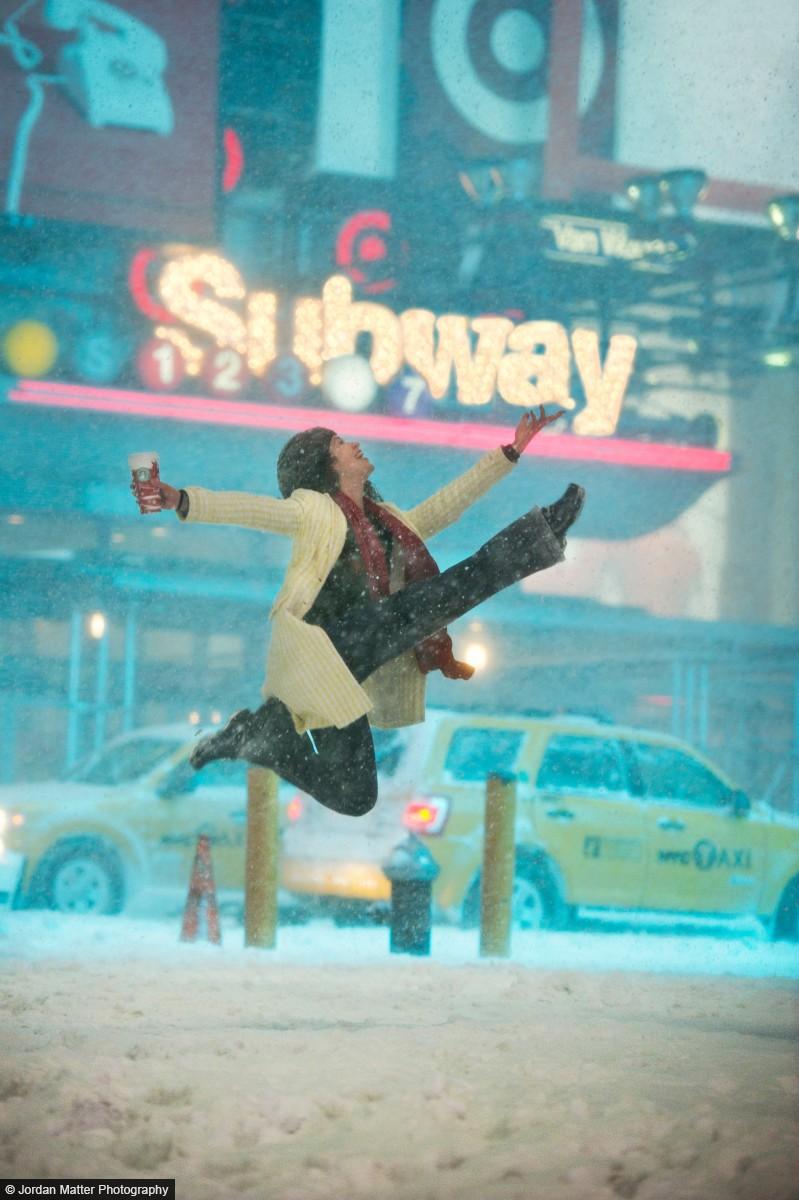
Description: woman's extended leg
xmin=328 ymin=504 xmax=564 ymax=682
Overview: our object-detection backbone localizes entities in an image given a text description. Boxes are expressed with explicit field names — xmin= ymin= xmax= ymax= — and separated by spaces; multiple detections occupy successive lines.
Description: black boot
xmin=190 ymin=699 xmax=300 ymax=774
xmin=238 ymin=697 xmax=303 ymax=772
xmin=190 ymin=708 xmax=255 ymax=770
xmin=542 ymin=483 xmax=585 ymax=541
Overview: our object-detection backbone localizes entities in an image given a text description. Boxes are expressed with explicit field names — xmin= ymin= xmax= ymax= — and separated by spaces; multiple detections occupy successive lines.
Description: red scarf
xmin=333 ymin=492 xmax=474 ymax=680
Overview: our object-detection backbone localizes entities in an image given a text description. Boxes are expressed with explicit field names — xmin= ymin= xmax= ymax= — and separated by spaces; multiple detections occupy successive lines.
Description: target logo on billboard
xmin=404 ymin=0 xmax=617 ymax=161
xmin=335 ymin=210 xmax=408 ymax=295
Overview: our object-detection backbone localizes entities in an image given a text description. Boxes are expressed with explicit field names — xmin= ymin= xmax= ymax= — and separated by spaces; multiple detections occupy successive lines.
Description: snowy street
xmin=1 ymin=913 xmax=797 ymax=1200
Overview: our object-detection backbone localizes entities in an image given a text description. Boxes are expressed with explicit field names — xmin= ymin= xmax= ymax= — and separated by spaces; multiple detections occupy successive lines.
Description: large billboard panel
xmin=402 ymin=0 xmax=618 ymax=176
xmin=0 ymin=0 xmax=218 ymax=236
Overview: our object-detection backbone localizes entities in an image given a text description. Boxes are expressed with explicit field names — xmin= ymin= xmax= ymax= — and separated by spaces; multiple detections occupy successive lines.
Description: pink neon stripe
xmin=10 ymin=380 xmax=732 ymax=473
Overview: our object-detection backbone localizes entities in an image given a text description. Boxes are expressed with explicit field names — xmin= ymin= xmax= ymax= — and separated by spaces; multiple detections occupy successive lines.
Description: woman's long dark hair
xmin=277 ymin=427 xmax=382 ymax=501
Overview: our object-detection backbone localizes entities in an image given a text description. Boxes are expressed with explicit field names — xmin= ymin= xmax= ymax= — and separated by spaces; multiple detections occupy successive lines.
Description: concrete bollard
xmin=245 ymin=766 xmax=280 ymax=948
xmin=479 ymin=770 xmax=517 ymax=958
xmin=382 ymin=834 xmax=440 ymax=956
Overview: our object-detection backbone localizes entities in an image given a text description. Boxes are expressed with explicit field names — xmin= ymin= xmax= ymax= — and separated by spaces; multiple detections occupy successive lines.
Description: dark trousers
xmin=239 ymin=507 xmax=564 ymax=815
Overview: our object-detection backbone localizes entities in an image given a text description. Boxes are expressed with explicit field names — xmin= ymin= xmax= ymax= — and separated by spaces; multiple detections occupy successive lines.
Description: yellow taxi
xmin=280 ymin=711 xmax=799 ymax=939
xmin=0 ymin=724 xmax=290 ymax=915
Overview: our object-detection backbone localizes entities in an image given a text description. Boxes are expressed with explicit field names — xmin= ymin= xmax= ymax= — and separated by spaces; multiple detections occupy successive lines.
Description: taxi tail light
xmin=402 ymin=795 xmax=450 ymax=835
xmin=286 ymin=792 xmax=305 ymax=823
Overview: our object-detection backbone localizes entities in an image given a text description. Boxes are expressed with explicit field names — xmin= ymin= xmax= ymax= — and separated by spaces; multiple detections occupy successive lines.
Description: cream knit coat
xmin=181 ymin=447 xmax=515 ymax=732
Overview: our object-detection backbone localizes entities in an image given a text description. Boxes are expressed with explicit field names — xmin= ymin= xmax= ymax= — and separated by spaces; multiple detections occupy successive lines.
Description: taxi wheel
xmin=32 ymin=838 xmax=125 ymax=916
xmin=513 ymin=858 xmax=573 ymax=930
xmin=462 ymin=854 xmax=572 ymax=931
xmin=511 ymin=871 xmax=548 ymax=930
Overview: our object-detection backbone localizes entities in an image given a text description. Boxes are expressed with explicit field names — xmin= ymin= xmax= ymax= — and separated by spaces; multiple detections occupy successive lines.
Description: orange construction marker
xmin=180 ymin=834 xmax=221 ymax=945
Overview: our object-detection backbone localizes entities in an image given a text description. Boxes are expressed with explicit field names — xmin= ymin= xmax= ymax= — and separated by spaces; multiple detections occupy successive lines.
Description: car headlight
xmin=0 ymin=810 xmax=24 ymax=836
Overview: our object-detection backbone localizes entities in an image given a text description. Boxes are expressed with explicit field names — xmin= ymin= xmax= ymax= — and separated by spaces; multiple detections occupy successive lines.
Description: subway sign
xmin=130 ymin=249 xmax=638 ymax=437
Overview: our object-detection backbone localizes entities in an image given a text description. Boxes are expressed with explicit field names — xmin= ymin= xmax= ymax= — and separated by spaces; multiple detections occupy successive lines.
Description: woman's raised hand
xmin=512 ymin=405 xmax=566 ymax=455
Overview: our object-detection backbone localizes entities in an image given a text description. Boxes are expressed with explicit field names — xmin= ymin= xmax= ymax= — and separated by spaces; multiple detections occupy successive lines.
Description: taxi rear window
xmin=537 ymin=735 xmax=626 ymax=793
xmin=630 ymin=743 xmax=732 ymax=807
xmin=444 ymin=727 xmax=525 ymax=782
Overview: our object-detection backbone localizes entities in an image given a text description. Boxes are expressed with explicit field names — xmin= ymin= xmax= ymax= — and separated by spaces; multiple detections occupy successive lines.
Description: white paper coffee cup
xmin=129 ymin=451 xmax=161 ymax=513
xmin=128 ymin=451 xmax=159 ymax=473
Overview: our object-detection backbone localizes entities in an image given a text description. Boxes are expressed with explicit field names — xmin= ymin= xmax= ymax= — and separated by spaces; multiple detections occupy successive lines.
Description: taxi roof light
xmin=402 ymin=795 xmax=450 ymax=835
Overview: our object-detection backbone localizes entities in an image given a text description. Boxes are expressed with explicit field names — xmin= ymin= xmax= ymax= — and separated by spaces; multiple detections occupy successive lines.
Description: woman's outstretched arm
xmin=402 ymin=406 xmax=564 ymax=541
xmin=147 ymin=481 xmax=301 ymax=537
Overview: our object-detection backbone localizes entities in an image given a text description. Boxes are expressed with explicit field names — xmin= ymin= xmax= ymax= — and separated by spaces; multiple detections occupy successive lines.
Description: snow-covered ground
xmin=1 ymin=911 xmax=797 ymax=1199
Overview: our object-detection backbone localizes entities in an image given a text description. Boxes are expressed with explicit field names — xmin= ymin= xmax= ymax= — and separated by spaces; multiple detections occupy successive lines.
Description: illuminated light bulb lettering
xmin=157 ymin=253 xmax=248 ymax=357
xmin=401 ymin=310 xmax=511 ymax=406
xmin=246 ymin=291 xmax=277 ymax=376
xmin=321 ymin=275 xmax=403 ymax=386
xmin=571 ymin=330 xmax=638 ymax=436
xmin=462 ymin=316 xmax=513 ymax=406
xmin=292 ymin=297 xmax=324 ymax=385
xmin=400 ymin=309 xmax=446 ymax=395
xmin=139 ymin=250 xmax=639 ymax=435
xmin=497 ymin=320 xmax=575 ymax=409
xmin=154 ymin=326 xmax=204 ymax=376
